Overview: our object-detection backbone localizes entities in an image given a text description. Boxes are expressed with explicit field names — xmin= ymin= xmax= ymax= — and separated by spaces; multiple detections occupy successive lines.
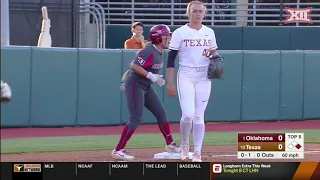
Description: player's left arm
xmin=167 ymin=30 xmax=182 ymax=84
xmin=207 ymin=30 xmax=218 ymax=56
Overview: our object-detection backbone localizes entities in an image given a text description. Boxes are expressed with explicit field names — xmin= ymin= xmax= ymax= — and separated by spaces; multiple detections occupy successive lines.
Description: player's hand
xmin=167 ymin=82 xmax=176 ymax=96
xmin=156 ymin=77 xmax=165 ymax=86
xmin=146 ymin=72 xmax=162 ymax=83
xmin=203 ymin=49 xmax=216 ymax=58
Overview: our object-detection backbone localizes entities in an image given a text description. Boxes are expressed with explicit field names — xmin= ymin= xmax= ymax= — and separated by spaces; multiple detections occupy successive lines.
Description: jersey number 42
xmin=202 ymin=49 xmax=214 ymax=57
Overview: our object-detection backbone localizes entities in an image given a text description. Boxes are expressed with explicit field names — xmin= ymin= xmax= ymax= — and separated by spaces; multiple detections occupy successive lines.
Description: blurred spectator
xmin=124 ymin=22 xmax=149 ymax=49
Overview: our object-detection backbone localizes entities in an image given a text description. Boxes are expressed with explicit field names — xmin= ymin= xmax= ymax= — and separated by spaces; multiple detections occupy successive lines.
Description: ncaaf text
xmin=14 ymin=164 xmax=41 ymax=172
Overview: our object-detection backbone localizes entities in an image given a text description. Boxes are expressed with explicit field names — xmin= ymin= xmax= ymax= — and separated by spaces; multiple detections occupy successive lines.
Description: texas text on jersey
xmin=169 ymin=24 xmax=218 ymax=67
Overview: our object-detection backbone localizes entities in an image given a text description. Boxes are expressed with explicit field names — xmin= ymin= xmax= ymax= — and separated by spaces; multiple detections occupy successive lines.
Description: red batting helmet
xmin=149 ymin=24 xmax=171 ymax=44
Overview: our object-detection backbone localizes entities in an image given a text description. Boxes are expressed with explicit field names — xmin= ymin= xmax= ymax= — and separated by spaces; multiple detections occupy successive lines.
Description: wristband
xmin=146 ymin=72 xmax=154 ymax=80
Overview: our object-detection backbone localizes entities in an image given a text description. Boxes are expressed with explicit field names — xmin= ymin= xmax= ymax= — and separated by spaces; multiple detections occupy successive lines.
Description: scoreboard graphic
xmin=6 ymin=161 xmax=320 ymax=180
xmin=237 ymin=133 xmax=304 ymax=159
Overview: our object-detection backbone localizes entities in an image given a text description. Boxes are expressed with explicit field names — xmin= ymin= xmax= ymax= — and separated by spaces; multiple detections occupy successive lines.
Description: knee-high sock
xmin=158 ymin=122 xmax=174 ymax=145
xmin=180 ymin=118 xmax=193 ymax=146
xmin=192 ymin=122 xmax=205 ymax=152
xmin=115 ymin=124 xmax=135 ymax=151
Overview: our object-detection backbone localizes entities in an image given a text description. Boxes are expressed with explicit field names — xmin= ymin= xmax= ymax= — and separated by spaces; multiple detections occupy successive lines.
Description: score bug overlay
xmin=237 ymin=133 xmax=304 ymax=159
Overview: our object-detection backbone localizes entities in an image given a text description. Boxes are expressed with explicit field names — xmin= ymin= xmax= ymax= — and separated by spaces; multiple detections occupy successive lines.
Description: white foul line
xmin=305 ymin=150 xmax=320 ymax=154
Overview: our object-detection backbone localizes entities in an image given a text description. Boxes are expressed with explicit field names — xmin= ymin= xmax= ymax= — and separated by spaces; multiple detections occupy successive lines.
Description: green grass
xmin=1 ymin=129 xmax=319 ymax=154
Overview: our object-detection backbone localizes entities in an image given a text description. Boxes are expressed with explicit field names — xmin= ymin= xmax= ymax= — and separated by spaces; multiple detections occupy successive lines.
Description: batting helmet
xmin=150 ymin=24 xmax=171 ymax=44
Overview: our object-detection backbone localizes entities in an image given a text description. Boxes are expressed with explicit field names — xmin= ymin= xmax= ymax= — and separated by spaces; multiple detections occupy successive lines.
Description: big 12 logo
xmin=285 ymin=7 xmax=312 ymax=24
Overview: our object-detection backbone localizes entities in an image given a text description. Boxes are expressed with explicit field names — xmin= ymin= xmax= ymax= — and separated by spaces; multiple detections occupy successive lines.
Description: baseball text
xmin=179 ymin=163 xmax=201 ymax=168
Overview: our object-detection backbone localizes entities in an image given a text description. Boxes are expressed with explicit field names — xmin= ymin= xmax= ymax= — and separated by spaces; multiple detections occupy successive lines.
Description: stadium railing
xmin=93 ymin=0 xmax=320 ymax=26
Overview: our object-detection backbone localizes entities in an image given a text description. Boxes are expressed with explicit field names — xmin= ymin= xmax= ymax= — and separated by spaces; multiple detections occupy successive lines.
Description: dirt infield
xmin=2 ymin=120 xmax=320 ymax=139
xmin=1 ymin=121 xmax=320 ymax=162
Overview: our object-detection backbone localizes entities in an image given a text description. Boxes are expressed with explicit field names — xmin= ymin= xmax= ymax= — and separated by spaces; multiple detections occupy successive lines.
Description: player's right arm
xmin=131 ymin=48 xmax=153 ymax=77
xmin=166 ymin=29 xmax=182 ymax=96
xmin=130 ymin=48 xmax=161 ymax=83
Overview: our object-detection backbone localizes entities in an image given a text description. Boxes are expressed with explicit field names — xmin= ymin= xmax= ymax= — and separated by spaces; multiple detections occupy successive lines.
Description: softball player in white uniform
xmin=166 ymin=0 xmax=218 ymax=162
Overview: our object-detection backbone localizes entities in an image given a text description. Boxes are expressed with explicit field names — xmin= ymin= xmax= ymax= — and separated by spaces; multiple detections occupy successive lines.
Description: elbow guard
xmin=167 ymin=49 xmax=178 ymax=68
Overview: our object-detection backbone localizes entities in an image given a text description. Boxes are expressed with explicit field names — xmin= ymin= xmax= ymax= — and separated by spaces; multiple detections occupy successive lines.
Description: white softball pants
xmin=177 ymin=65 xmax=212 ymax=125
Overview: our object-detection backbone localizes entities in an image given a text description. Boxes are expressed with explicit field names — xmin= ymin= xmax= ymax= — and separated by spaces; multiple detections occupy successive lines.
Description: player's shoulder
xmin=202 ymin=25 xmax=215 ymax=33
xmin=172 ymin=24 xmax=188 ymax=35
xmin=176 ymin=24 xmax=188 ymax=31
xmin=139 ymin=44 xmax=155 ymax=55
xmin=145 ymin=43 xmax=155 ymax=51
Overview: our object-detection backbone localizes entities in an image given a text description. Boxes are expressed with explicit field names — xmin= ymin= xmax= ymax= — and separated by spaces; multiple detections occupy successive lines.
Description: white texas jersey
xmin=169 ymin=24 xmax=218 ymax=67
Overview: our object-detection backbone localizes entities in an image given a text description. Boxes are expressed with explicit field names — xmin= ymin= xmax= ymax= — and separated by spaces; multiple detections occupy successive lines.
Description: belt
xmin=180 ymin=65 xmax=208 ymax=72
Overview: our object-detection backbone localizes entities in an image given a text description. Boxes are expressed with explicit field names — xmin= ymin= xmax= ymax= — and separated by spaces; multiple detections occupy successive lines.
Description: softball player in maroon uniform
xmin=111 ymin=24 xmax=181 ymax=161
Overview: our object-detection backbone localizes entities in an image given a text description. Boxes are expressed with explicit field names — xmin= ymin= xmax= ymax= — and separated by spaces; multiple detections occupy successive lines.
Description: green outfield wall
xmin=1 ymin=46 xmax=320 ymax=127
xmin=106 ymin=26 xmax=320 ymax=50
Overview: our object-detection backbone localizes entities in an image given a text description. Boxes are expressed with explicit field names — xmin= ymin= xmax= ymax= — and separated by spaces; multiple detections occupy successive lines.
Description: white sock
xmin=180 ymin=120 xmax=192 ymax=146
xmin=193 ymin=123 xmax=205 ymax=152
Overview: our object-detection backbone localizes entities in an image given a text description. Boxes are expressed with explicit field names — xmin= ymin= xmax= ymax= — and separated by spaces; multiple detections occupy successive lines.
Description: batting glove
xmin=146 ymin=72 xmax=162 ymax=83
xmin=156 ymin=77 xmax=165 ymax=86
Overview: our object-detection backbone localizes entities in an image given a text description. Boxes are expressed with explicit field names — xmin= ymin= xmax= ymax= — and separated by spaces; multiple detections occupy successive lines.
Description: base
xmin=153 ymin=152 xmax=193 ymax=160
